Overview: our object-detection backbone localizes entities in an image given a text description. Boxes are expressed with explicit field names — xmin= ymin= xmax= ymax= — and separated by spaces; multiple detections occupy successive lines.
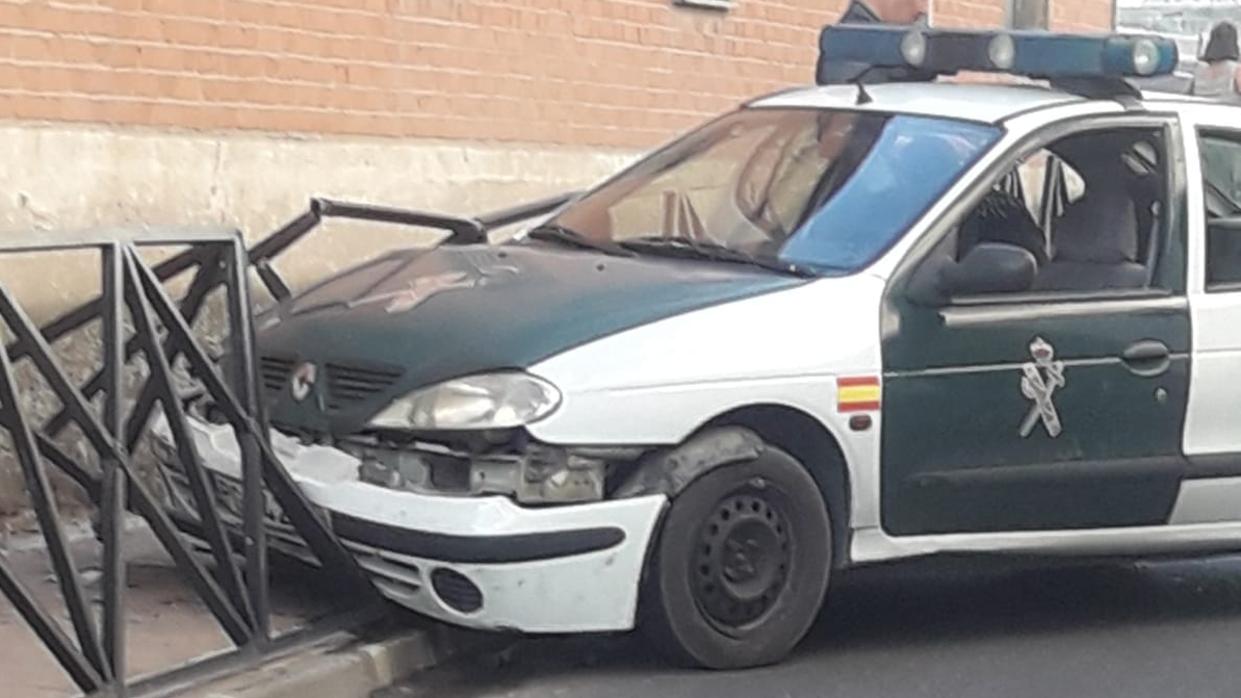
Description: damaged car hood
xmin=254 ymin=243 xmax=806 ymax=433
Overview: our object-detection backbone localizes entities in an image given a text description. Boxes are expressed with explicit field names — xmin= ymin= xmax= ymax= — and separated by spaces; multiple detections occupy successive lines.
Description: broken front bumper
xmin=152 ymin=417 xmax=666 ymax=633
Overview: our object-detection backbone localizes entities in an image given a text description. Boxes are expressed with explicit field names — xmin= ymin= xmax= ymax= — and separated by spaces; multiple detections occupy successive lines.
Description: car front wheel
xmin=641 ymin=440 xmax=832 ymax=669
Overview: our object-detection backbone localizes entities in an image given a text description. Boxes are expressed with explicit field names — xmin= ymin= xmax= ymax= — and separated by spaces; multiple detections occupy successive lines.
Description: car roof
xmin=747 ymin=81 xmax=1099 ymax=124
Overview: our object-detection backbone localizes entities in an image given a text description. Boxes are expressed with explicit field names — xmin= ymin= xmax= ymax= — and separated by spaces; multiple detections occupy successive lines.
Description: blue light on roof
xmin=817 ymin=25 xmax=911 ymax=68
xmin=816 ymin=26 xmax=1179 ymax=84
xmin=1008 ymin=32 xmax=1178 ymax=77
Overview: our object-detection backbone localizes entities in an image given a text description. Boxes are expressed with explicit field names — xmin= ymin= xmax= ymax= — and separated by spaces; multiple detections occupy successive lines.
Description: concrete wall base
xmin=0 ymin=122 xmax=639 ymax=516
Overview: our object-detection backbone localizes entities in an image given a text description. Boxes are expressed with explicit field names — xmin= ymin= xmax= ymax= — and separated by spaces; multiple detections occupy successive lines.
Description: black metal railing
xmin=0 ymin=191 xmax=575 ymax=697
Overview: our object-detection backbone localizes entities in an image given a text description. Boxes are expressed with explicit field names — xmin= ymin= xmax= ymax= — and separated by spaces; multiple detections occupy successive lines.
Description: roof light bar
xmin=817 ymin=26 xmax=1179 ymax=84
xmin=1006 ymin=32 xmax=1177 ymax=78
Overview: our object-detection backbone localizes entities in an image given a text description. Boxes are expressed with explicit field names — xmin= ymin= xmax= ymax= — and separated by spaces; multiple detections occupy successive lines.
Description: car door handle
xmin=1121 ymin=340 xmax=1171 ymax=377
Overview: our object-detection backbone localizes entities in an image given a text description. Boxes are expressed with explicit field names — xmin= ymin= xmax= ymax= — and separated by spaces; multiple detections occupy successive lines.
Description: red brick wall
xmin=934 ymin=0 xmax=1007 ymax=29
xmin=0 ymin=0 xmax=1113 ymax=149
xmin=1050 ymin=0 xmax=1114 ymax=33
xmin=934 ymin=0 xmax=1112 ymax=31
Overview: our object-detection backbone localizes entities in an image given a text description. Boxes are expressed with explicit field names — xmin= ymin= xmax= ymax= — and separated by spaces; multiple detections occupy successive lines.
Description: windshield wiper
xmin=620 ymin=235 xmax=816 ymax=278
xmin=527 ymin=224 xmax=634 ymax=257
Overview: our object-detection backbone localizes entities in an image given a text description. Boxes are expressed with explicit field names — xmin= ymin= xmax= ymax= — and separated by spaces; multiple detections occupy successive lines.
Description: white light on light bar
xmin=901 ymin=30 xmax=928 ymax=67
xmin=1131 ymin=38 xmax=1160 ymax=76
xmin=988 ymin=34 xmax=1016 ymax=70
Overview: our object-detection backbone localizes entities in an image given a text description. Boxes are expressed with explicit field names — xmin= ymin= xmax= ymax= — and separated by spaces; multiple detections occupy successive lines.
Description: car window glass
xmin=1199 ymin=130 xmax=1241 ymax=288
xmin=605 ymin=119 xmax=781 ymax=244
xmin=734 ymin=130 xmax=785 ymax=221
xmin=1199 ymin=131 xmax=1241 ymax=220
xmin=781 ymin=116 xmax=999 ymax=270
xmin=770 ymin=130 xmax=830 ymax=231
xmin=549 ymin=109 xmax=1000 ymax=274
xmin=943 ymin=126 xmax=1168 ymax=299
xmin=1015 ymin=151 xmax=1051 ymax=221
xmin=1006 ymin=150 xmax=1084 ymax=256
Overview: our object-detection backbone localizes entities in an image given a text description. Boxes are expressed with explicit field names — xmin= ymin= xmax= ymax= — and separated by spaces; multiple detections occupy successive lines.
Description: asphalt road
xmin=384 ymin=553 xmax=1241 ymax=698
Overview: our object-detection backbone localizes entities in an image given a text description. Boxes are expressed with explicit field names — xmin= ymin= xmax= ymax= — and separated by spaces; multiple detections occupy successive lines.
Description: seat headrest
xmin=1052 ymin=185 xmax=1139 ymax=264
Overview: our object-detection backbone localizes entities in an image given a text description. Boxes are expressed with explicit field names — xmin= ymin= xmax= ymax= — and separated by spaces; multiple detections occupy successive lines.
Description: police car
xmin=156 ymin=26 xmax=1241 ymax=669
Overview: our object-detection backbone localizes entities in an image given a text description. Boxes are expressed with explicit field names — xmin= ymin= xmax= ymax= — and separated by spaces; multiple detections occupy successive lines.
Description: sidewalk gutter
xmin=188 ymin=623 xmax=503 ymax=698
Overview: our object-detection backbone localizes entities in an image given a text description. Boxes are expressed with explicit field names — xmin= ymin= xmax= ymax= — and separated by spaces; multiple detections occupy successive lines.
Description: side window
xmin=1198 ymin=130 xmax=1241 ymax=289
xmin=998 ymin=149 xmax=1086 ymax=259
xmin=942 ymin=126 xmax=1169 ymax=299
xmin=1200 ymin=131 xmax=1241 ymax=219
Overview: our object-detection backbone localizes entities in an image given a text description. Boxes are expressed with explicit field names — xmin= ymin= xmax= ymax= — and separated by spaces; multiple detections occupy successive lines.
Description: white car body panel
xmin=1177 ymin=104 xmax=1241 ymax=459
xmin=153 ymin=89 xmax=1241 ymax=637
xmin=155 ymin=416 xmax=665 ymax=633
xmin=750 ymin=83 xmax=1085 ymax=125
xmin=530 ymin=274 xmax=886 ymax=528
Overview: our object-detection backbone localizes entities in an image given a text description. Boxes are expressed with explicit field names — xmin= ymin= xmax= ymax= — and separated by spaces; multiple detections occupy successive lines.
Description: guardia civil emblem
xmin=1019 ymin=337 xmax=1065 ymax=438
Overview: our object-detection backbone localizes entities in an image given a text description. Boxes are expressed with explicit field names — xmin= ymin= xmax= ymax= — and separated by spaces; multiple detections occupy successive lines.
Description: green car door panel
xmin=881 ymin=296 xmax=1191 ymax=535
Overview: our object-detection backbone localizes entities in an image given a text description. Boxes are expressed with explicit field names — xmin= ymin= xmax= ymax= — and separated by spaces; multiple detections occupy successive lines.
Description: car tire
xmin=640 ymin=441 xmax=832 ymax=669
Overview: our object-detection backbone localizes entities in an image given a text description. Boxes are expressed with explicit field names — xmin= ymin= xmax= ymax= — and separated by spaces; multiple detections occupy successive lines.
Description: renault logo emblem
xmin=290 ymin=362 xmax=317 ymax=402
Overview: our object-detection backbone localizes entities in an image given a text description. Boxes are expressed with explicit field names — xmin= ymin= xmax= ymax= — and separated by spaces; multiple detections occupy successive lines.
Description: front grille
xmin=259 ymin=355 xmax=296 ymax=393
xmin=427 ymin=452 xmax=472 ymax=493
xmin=325 ymin=361 xmax=403 ymax=410
xmin=431 ymin=568 xmax=483 ymax=613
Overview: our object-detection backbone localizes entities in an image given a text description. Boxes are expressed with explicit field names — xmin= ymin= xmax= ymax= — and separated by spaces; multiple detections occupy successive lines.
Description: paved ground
xmin=385 ymin=553 xmax=1241 ymax=698
xmin=0 ymin=522 xmax=330 ymax=697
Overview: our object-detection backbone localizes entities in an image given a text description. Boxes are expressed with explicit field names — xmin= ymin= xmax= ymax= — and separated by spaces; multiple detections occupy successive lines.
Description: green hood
xmin=255 ymin=243 xmax=804 ymax=433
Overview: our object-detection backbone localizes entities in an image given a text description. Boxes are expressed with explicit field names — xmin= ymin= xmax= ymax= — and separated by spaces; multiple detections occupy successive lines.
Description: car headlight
xmin=368 ymin=372 xmax=561 ymax=430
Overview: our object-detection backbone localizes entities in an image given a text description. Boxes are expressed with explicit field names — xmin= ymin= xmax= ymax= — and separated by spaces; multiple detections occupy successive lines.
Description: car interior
xmin=1200 ymin=131 xmax=1241 ymax=289
xmin=952 ymin=127 xmax=1168 ymax=295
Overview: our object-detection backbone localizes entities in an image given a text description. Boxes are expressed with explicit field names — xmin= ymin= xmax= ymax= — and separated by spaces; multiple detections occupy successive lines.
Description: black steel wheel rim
xmin=692 ymin=487 xmax=792 ymax=632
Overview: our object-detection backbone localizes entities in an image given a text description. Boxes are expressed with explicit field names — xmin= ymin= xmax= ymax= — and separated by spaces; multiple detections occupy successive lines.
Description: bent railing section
xmin=0 ymin=190 xmax=574 ymax=697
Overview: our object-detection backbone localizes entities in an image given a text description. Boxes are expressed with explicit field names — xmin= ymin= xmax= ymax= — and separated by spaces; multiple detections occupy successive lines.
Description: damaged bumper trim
xmin=329 ymin=512 xmax=625 ymax=564
xmin=152 ymin=414 xmax=666 ymax=633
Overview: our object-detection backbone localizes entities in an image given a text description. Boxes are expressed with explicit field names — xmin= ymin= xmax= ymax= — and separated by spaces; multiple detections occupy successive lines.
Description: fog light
xmin=431 ymin=568 xmax=483 ymax=614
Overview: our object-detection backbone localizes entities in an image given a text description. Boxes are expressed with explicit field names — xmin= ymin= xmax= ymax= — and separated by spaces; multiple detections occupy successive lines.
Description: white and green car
xmin=155 ymin=27 xmax=1241 ymax=669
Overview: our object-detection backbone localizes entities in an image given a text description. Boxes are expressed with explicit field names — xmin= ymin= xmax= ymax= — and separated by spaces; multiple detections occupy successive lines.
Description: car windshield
xmin=540 ymin=108 xmax=1001 ymax=274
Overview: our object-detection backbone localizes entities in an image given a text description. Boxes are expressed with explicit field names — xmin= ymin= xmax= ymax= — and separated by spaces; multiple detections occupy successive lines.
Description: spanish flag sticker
xmin=837 ymin=376 xmax=881 ymax=413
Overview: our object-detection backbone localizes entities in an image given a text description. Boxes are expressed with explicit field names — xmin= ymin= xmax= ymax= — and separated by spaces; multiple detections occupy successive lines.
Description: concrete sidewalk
xmin=187 ymin=623 xmax=493 ymax=698
xmin=0 ymin=522 xmax=479 ymax=697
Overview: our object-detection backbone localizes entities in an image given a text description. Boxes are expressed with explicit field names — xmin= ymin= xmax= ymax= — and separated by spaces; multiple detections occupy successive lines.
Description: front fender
xmin=614 ymin=427 xmax=765 ymax=498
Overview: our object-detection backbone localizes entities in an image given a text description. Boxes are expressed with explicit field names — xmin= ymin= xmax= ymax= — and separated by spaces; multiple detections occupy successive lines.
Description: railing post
xmin=100 ymin=243 xmax=128 ymax=693
xmin=225 ymin=240 xmax=272 ymax=643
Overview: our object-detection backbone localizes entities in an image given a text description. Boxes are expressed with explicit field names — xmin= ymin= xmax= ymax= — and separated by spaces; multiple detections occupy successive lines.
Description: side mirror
xmin=944 ymin=242 xmax=1038 ymax=297
xmin=907 ymin=241 xmax=1038 ymax=306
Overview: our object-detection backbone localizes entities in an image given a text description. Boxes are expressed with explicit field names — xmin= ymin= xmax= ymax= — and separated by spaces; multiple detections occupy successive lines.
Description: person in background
xmin=1192 ymin=22 xmax=1241 ymax=103
xmin=816 ymin=0 xmax=929 ymax=84
xmin=840 ymin=0 xmax=926 ymax=25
